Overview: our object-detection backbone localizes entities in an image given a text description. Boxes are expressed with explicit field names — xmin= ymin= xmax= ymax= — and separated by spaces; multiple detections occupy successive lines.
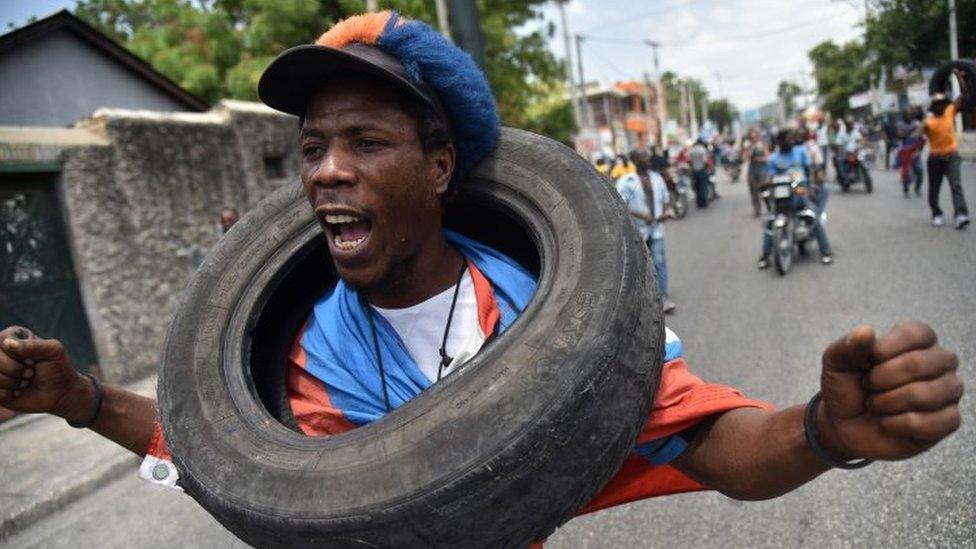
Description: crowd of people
xmin=591 ymin=89 xmax=971 ymax=304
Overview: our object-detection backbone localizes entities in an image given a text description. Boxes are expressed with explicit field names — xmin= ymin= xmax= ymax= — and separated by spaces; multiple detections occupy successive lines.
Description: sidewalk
xmin=0 ymin=377 xmax=155 ymax=542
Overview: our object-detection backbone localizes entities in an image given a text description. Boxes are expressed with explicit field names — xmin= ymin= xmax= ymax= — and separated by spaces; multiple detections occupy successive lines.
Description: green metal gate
xmin=0 ymin=170 xmax=97 ymax=372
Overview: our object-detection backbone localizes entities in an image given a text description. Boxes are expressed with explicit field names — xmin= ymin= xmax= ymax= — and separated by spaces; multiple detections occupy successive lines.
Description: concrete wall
xmin=0 ymin=31 xmax=192 ymax=127
xmin=1 ymin=102 xmax=299 ymax=382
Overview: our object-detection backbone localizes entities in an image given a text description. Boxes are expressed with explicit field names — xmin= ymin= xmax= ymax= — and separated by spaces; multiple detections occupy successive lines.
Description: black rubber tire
xmin=928 ymin=59 xmax=976 ymax=97
xmin=157 ymin=127 xmax=664 ymax=548
xmin=774 ymin=225 xmax=793 ymax=276
xmin=673 ymin=191 xmax=689 ymax=219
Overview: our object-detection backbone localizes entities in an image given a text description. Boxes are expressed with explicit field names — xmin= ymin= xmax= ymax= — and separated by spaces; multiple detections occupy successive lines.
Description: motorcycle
xmin=837 ymin=145 xmax=874 ymax=193
xmin=665 ymin=164 xmax=690 ymax=219
xmin=721 ymin=148 xmax=743 ymax=183
xmin=761 ymin=172 xmax=819 ymax=276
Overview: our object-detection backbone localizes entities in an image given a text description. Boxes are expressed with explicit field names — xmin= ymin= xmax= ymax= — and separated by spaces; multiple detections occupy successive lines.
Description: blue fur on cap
xmin=378 ymin=18 xmax=499 ymax=190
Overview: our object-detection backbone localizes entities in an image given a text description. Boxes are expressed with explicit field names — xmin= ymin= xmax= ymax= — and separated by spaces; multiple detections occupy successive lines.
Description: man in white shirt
xmin=616 ymin=152 xmax=676 ymax=313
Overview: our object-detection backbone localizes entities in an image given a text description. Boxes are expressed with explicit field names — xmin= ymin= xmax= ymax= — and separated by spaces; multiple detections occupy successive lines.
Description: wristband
xmin=66 ymin=373 xmax=104 ymax=429
xmin=803 ymin=392 xmax=873 ymax=470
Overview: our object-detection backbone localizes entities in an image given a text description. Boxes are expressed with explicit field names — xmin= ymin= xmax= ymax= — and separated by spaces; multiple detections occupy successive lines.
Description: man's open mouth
xmin=322 ymin=213 xmax=373 ymax=251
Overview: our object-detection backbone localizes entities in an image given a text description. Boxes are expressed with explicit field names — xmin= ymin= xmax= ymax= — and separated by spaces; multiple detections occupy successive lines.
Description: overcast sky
xmin=537 ymin=0 xmax=866 ymax=110
xmin=2 ymin=0 xmax=866 ymax=110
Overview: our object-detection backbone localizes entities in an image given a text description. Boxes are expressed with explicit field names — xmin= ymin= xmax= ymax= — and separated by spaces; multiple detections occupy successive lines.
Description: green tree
xmin=865 ymin=0 xmax=976 ymax=69
xmin=661 ymin=71 xmax=709 ymax=127
xmin=808 ymin=40 xmax=871 ymax=117
xmin=74 ymin=0 xmax=574 ymax=139
xmin=776 ymin=80 xmax=802 ymax=119
xmin=706 ymin=99 xmax=738 ymax=133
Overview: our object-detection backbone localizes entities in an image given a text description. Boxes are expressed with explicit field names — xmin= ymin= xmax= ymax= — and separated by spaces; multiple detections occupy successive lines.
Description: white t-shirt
xmin=372 ymin=271 xmax=484 ymax=382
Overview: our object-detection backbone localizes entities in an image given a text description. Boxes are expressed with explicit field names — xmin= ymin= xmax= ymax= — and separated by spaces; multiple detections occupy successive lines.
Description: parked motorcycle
xmin=666 ymin=164 xmax=690 ymax=219
xmin=761 ymin=172 xmax=819 ymax=276
xmin=837 ymin=145 xmax=874 ymax=193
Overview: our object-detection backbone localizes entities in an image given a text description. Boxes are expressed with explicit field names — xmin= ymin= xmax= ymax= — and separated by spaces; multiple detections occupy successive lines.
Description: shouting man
xmin=0 ymin=11 xmax=964 ymax=545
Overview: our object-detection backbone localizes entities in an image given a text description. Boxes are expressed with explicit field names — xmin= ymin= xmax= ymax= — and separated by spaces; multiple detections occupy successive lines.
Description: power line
xmin=580 ymin=0 xmax=708 ymax=33
xmin=582 ymin=8 xmax=851 ymax=50
xmin=582 ymin=40 xmax=632 ymax=80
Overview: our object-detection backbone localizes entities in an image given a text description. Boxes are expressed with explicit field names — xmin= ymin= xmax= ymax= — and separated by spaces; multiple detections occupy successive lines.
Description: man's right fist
xmin=0 ymin=326 xmax=93 ymax=421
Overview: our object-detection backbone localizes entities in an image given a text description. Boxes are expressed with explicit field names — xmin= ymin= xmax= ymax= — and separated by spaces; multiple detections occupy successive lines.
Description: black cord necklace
xmin=363 ymin=259 xmax=468 ymax=413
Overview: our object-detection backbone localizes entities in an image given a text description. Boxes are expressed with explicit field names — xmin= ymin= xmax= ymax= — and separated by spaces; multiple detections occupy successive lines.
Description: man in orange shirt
xmin=923 ymin=91 xmax=971 ymax=229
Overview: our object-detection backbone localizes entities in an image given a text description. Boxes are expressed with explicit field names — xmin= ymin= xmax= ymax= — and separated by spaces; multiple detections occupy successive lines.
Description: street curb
xmin=0 ymin=376 xmax=155 ymax=542
xmin=0 ymin=454 xmax=140 ymax=542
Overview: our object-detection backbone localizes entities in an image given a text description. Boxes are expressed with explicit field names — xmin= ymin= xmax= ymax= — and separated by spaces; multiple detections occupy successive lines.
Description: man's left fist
xmin=815 ymin=321 xmax=963 ymax=462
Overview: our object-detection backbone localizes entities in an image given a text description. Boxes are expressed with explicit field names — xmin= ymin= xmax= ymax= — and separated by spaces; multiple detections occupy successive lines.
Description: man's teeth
xmin=334 ymin=234 xmax=367 ymax=250
xmin=324 ymin=214 xmax=363 ymax=224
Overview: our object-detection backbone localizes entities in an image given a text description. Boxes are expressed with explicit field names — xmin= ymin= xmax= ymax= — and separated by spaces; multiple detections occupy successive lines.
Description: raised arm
xmin=672 ymin=322 xmax=963 ymax=500
xmin=0 ymin=326 xmax=157 ymax=456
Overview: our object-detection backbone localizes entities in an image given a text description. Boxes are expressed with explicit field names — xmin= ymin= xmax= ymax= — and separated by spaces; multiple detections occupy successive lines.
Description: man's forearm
xmin=672 ymin=406 xmax=830 ymax=500
xmin=58 ymin=380 xmax=158 ymax=457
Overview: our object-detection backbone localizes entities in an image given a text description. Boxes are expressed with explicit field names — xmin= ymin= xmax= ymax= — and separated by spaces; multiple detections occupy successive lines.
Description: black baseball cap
xmin=258 ymin=42 xmax=450 ymax=124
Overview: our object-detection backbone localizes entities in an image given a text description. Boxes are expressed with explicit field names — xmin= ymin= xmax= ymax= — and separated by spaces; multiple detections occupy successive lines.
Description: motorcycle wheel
xmin=862 ymin=167 xmax=873 ymax=193
xmin=773 ymin=225 xmax=793 ymax=276
xmin=673 ymin=191 xmax=689 ymax=219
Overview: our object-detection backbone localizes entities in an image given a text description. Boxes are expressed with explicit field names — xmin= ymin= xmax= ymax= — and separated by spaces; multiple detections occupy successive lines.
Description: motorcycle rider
xmin=758 ymin=130 xmax=834 ymax=269
xmin=800 ymin=129 xmax=828 ymax=219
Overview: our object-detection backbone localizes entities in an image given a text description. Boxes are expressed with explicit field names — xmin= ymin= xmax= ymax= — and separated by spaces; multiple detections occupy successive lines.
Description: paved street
xmin=7 ymin=164 xmax=975 ymax=549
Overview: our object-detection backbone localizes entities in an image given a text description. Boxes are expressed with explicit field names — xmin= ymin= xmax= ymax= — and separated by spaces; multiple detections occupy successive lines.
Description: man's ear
xmin=430 ymin=143 xmax=456 ymax=195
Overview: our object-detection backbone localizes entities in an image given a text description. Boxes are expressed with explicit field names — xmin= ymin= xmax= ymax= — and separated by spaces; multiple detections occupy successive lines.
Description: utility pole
xmin=679 ymin=80 xmax=687 ymax=135
xmin=434 ymin=0 xmax=452 ymax=40
xmin=558 ymin=1 xmax=581 ymax=129
xmin=949 ymin=0 xmax=959 ymax=60
xmin=575 ymin=33 xmax=589 ymax=128
xmin=644 ymin=39 xmax=666 ymax=147
xmin=700 ymin=92 xmax=708 ymax=130
xmin=687 ymin=83 xmax=698 ymax=139
xmin=365 ymin=0 xmax=377 ymax=11
xmin=642 ymin=71 xmax=654 ymax=148
xmin=448 ymin=0 xmax=486 ymax=69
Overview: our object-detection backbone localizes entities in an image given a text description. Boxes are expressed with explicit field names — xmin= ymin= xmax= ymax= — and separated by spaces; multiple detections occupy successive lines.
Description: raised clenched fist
xmin=0 ymin=326 xmax=93 ymax=421
xmin=816 ymin=322 xmax=963 ymax=462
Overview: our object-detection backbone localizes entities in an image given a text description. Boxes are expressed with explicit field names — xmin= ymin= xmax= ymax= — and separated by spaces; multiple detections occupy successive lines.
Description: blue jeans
xmin=833 ymin=152 xmax=848 ymax=183
xmin=814 ymin=182 xmax=829 ymax=217
xmin=646 ymin=236 xmax=669 ymax=297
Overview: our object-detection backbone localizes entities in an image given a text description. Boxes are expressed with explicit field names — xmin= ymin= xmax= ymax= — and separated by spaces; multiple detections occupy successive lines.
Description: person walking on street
xmin=802 ymin=130 xmax=829 ymax=219
xmin=746 ymin=129 xmax=769 ymax=218
xmin=690 ymin=138 xmax=711 ymax=208
xmin=896 ymin=108 xmax=925 ymax=198
xmin=832 ymin=119 xmax=849 ymax=184
xmin=619 ymin=151 xmax=676 ymax=314
xmin=816 ymin=120 xmax=830 ymax=174
xmin=882 ymin=115 xmax=899 ymax=170
xmin=923 ymin=91 xmax=971 ymax=229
